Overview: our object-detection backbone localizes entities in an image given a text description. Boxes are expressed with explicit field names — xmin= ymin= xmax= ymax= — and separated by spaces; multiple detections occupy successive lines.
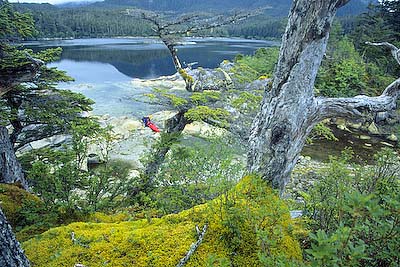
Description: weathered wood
xmin=365 ymin=41 xmax=400 ymax=65
xmin=176 ymin=224 xmax=207 ymax=267
xmin=0 ymin=126 xmax=28 ymax=190
xmin=316 ymin=78 xmax=400 ymax=120
xmin=248 ymin=0 xmax=350 ymax=192
xmin=0 ymin=208 xmax=30 ymax=267
xmin=247 ymin=0 xmax=400 ymax=193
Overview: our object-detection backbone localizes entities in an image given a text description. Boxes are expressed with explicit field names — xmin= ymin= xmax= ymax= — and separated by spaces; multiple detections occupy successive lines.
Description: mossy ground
xmin=22 ymin=176 xmax=303 ymax=266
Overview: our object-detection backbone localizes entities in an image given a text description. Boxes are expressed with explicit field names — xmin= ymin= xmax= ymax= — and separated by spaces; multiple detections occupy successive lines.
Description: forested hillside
xmin=13 ymin=0 xmax=378 ymax=38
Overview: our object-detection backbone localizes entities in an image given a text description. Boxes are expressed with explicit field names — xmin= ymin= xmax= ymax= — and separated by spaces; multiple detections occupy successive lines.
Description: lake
xmin=25 ymin=37 xmax=278 ymax=117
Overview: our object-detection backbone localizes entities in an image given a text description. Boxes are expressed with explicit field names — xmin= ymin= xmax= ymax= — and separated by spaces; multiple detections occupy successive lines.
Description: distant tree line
xmin=14 ymin=5 xmax=154 ymax=38
xmin=12 ymin=2 xmax=369 ymax=39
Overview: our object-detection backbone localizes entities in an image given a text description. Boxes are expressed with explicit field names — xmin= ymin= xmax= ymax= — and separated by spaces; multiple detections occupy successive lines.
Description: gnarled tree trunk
xmin=247 ymin=0 xmax=400 ymax=193
xmin=0 ymin=208 xmax=30 ymax=267
xmin=0 ymin=126 xmax=28 ymax=190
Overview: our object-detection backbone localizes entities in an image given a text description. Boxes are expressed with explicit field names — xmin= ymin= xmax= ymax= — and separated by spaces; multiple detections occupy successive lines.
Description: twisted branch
xmin=315 ymin=42 xmax=400 ymax=121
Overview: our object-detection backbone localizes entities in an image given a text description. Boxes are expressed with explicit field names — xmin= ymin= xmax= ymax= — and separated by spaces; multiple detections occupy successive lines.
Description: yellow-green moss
xmin=190 ymin=91 xmax=221 ymax=105
xmin=178 ymin=68 xmax=194 ymax=83
xmin=85 ymin=212 xmax=131 ymax=223
xmin=23 ymin=176 xmax=303 ymax=266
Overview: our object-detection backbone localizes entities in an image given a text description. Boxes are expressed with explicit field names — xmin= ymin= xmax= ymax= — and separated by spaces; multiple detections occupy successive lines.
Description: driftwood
xmin=176 ymin=224 xmax=208 ymax=267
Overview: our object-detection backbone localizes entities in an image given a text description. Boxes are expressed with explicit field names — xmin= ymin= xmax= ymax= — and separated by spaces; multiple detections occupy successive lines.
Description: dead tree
xmin=247 ymin=0 xmax=400 ymax=193
xmin=126 ymin=9 xmax=258 ymax=91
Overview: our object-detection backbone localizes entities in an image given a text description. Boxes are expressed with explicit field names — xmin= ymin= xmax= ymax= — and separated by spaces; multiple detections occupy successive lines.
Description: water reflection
xmin=24 ymin=38 xmax=278 ymax=116
xmin=26 ymin=38 xmax=278 ymax=81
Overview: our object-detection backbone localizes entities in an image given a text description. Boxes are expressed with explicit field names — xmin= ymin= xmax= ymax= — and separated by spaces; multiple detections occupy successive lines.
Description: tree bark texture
xmin=248 ymin=0 xmax=350 ymax=191
xmin=0 ymin=126 xmax=28 ymax=190
xmin=0 ymin=207 xmax=30 ymax=267
xmin=247 ymin=0 xmax=400 ymax=193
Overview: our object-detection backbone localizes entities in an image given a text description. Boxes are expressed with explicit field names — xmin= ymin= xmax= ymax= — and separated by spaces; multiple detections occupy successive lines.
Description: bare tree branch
xmin=365 ymin=41 xmax=400 ymax=65
xmin=315 ymin=42 xmax=400 ymax=121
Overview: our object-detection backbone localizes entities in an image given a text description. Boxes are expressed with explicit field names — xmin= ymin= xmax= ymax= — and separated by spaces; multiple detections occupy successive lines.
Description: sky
xmin=9 ymin=0 xmax=100 ymax=4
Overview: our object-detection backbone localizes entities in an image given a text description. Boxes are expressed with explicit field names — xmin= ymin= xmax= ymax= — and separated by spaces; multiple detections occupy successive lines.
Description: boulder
xmin=150 ymin=110 xmax=178 ymax=128
xmin=120 ymin=120 xmax=142 ymax=132
xmin=29 ymin=134 xmax=69 ymax=150
xmin=107 ymin=117 xmax=143 ymax=139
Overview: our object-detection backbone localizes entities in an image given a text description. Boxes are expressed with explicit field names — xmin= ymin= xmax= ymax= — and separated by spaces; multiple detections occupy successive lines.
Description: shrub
xmin=153 ymin=137 xmax=244 ymax=214
xmin=302 ymin=149 xmax=400 ymax=266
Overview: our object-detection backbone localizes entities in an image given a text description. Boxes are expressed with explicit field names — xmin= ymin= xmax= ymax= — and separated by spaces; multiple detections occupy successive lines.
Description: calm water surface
xmin=25 ymin=38 xmax=278 ymax=117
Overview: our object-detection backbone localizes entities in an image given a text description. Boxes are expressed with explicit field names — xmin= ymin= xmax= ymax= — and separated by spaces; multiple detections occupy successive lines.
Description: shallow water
xmin=303 ymin=127 xmax=397 ymax=163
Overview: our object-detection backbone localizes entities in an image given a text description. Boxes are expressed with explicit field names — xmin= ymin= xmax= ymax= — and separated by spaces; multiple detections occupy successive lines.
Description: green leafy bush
xmin=231 ymin=47 xmax=279 ymax=84
xmin=302 ymin=149 xmax=400 ymax=266
xmin=153 ymin=137 xmax=244 ymax=214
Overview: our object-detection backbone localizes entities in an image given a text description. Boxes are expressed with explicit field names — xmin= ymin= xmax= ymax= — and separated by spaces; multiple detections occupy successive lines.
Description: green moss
xmin=231 ymin=91 xmax=263 ymax=113
xmin=179 ymin=68 xmax=194 ymax=83
xmin=0 ymin=184 xmax=43 ymax=228
xmin=23 ymin=176 xmax=303 ymax=266
xmin=190 ymin=91 xmax=221 ymax=105
xmin=184 ymin=106 xmax=230 ymax=127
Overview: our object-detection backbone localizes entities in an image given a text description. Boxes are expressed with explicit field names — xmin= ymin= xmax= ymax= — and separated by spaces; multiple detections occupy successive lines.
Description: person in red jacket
xmin=142 ymin=116 xmax=161 ymax=133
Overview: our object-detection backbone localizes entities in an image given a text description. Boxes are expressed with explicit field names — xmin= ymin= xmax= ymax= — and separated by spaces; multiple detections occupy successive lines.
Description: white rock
xmin=150 ymin=110 xmax=178 ymax=128
xmin=127 ymin=170 xmax=141 ymax=179
xmin=358 ymin=135 xmax=371 ymax=140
